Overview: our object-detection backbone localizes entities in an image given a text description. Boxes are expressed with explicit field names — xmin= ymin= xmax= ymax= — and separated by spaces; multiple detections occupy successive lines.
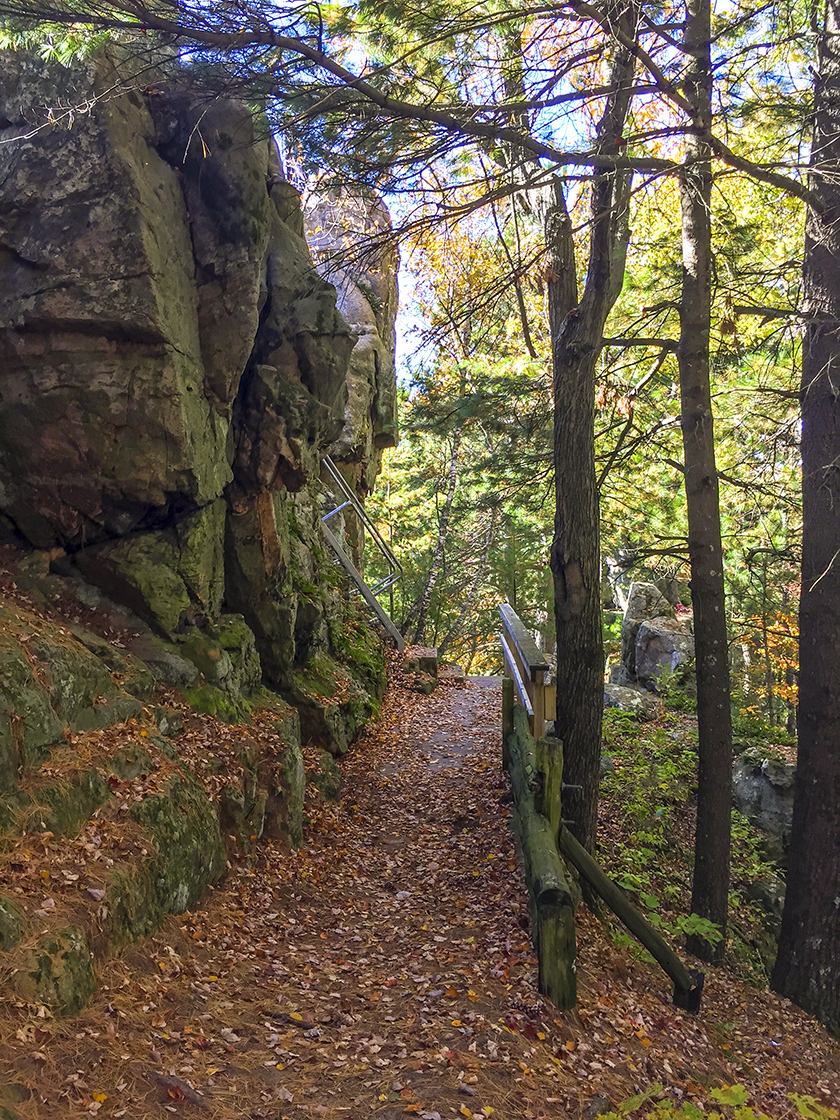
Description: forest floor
xmin=2 ymin=654 xmax=840 ymax=1120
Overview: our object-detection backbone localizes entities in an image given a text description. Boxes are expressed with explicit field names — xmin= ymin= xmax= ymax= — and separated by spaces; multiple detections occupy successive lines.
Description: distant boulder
xmin=634 ymin=618 xmax=695 ymax=689
xmin=620 ymin=582 xmax=674 ymax=677
xmin=603 ymin=684 xmax=660 ymax=719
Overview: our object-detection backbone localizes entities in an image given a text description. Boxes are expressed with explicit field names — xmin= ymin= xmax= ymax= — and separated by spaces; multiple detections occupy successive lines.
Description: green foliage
xmin=597 ymin=1084 xmax=837 ymax=1120
xmin=599 ymin=707 xmax=774 ymax=973
xmin=0 ymin=21 xmax=112 ymax=61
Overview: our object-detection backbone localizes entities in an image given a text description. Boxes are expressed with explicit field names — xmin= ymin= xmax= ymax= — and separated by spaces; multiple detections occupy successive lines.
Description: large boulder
xmin=733 ymin=754 xmax=795 ymax=863
xmin=0 ymin=50 xmax=230 ymax=547
xmin=619 ymin=582 xmax=674 ymax=677
xmin=603 ymin=683 xmax=660 ymax=719
xmin=634 ymin=617 xmax=695 ymax=688
xmin=0 ymin=49 xmax=392 ymax=751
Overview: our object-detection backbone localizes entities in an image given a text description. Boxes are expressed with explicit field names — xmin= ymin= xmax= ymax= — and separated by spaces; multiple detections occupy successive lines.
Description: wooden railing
xmin=498 ymin=601 xmax=703 ymax=1014
xmin=499 ymin=603 xmax=555 ymax=740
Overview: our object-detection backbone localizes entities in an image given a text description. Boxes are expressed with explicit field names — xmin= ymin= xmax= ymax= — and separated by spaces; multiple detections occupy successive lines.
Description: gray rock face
xmin=0 ymin=52 xmax=230 ymax=546
xmin=603 ymin=684 xmax=660 ymax=719
xmin=620 ymin=582 xmax=674 ymax=677
xmin=0 ymin=49 xmax=393 ymax=745
xmin=635 ymin=618 xmax=695 ymax=687
xmin=612 ymin=580 xmax=694 ymax=696
xmin=733 ymin=755 xmax=795 ymax=850
xmin=305 ymin=191 xmax=399 ymax=496
xmin=0 ymin=51 xmax=353 ymax=547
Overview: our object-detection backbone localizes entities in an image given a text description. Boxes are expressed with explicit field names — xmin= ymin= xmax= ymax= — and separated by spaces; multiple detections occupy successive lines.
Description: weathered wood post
xmin=506 ymin=705 xmax=576 ymax=1009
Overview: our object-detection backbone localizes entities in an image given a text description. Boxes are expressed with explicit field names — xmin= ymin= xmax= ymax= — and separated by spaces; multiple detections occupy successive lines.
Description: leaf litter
xmin=0 ymin=647 xmax=838 ymax=1119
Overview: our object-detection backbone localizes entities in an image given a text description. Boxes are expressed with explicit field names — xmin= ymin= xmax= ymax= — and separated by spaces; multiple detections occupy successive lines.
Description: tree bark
xmin=771 ymin=0 xmax=840 ymax=1035
xmin=551 ymin=6 xmax=637 ymax=852
xmin=678 ymin=0 xmax=732 ymax=963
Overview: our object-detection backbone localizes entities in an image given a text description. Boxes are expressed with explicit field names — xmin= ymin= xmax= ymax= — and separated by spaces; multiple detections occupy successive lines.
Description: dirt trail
xmin=3 ymin=663 xmax=840 ymax=1120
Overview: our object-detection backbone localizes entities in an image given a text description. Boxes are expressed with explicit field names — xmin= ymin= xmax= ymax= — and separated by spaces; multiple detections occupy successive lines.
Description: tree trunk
xmin=678 ymin=0 xmax=732 ymax=963
xmin=771 ymin=0 xmax=840 ymax=1035
xmin=551 ymin=7 xmax=637 ymax=852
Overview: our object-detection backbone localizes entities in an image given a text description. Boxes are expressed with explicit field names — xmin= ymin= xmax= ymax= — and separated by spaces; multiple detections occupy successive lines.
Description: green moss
xmin=108 ymin=773 xmax=226 ymax=949
xmin=310 ymin=751 xmax=342 ymax=802
xmin=294 ymin=653 xmax=339 ymax=700
xmin=0 ymin=631 xmax=64 ymax=784
xmin=77 ymin=531 xmax=191 ymax=636
xmin=181 ymin=684 xmax=252 ymax=724
xmin=110 ymin=743 xmax=155 ymax=781
xmin=356 ymin=278 xmax=383 ymax=319
xmin=29 ymin=632 xmax=142 ymax=732
xmin=263 ymin=738 xmax=305 ymax=847
xmin=329 ymin=611 xmax=387 ymax=701
xmin=33 ymin=767 xmax=112 ymax=837
xmin=0 ymin=895 xmax=24 ymax=950
xmin=16 ymin=926 xmax=96 ymax=1016
xmin=174 ymin=499 xmax=226 ymax=621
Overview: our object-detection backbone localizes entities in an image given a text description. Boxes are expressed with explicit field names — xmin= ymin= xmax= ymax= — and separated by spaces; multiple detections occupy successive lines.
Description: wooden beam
xmin=499 ymin=603 xmax=549 ymax=679
xmin=558 ymin=826 xmax=704 ymax=1012
xmin=506 ymin=706 xmax=576 ymax=1009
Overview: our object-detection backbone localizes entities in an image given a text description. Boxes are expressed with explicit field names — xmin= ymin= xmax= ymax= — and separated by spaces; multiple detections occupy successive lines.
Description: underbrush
xmin=601 ymin=1083 xmax=836 ymax=1120
xmin=597 ymin=707 xmax=778 ymax=983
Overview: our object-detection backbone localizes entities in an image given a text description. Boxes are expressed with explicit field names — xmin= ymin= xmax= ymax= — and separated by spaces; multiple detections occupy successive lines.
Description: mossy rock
xmin=310 ymin=751 xmax=342 ymax=801
xmin=220 ymin=782 xmax=267 ymax=852
xmin=0 ymin=1083 xmax=27 ymax=1120
xmin=73 ymin=501 xmax=227 ymax=638
xmin=0 ymin=628 xmax=64 ymax=785
xmin=264 ymin=737 xmax=305 ymax=847
xmin=107 ymin=862 xmax=160 ymax=946
xmin=67 ymin=624 xmax=155 ymax=700
xmin=76 ymin=531 xmax=191 ymax=636
xmin=293 ymin=649 xmax=379 ymax=755
xmin=108 ymin=773 xmax=226 ymax=948
xmin=14 ymin=926 xmax=96 ymax=1016
xmin=154 ymin=707 xmax=183 ymax=737
xmin=294 ymin=652 xmax=341 ymax=702
xmin=174 ymin=499 xmax=226 ymax=622
xmin=110 ymin=743 xmax=155 ymax=781
xmin=181 ymin=684 xmax=252 ymax=724
xmin=126 ymin=632 xmax=200 ymax=689
xmin=178 ymin=614 xmax=261 ymax=697
xmin=223 ymin=493 xmax=295 ymax=685
xmin=0 ymin=895 xmax=24 ymax=950
xmin=32 ymin=767 xmax=112 ymax=837
xmin=28 ymin=631 xmax=142 ymax=732
xmin=329 ymin=611 xmax=387 ymax=701
xmin=180 ymin=630 xmax=234 ymax=689
xmin=107 ymin=771 xmax=225 ymax=948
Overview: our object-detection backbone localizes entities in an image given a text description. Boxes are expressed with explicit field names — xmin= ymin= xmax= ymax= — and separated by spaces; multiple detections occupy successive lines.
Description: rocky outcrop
xmin=613 ymin=581 xmax=694 ymax=692
xmin=305 ymin=191 xmax=399 ymax=493
xmin=634 ymin=618 xmax=695 ymax=685
xmin=733 ymin=752 xmax=795 ymax=865
xmin=305 ymin=191 xmax=399 ymax=568
xmin=0 ymin=47 xmax=399 ymax=1016
xmin=0 ymin=48 xmax=397 ymax=749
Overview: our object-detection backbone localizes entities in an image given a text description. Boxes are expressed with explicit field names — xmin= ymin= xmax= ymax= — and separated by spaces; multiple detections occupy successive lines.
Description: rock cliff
xmin=0 ymin=47 xmax=398 ymax=747
xmin=0 ymin=47 xmax=399 ymax=1014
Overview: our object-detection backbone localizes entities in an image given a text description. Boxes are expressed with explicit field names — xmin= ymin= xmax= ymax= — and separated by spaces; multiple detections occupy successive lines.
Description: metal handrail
xmin=320 ymin=456 xmax=403 ymax=597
